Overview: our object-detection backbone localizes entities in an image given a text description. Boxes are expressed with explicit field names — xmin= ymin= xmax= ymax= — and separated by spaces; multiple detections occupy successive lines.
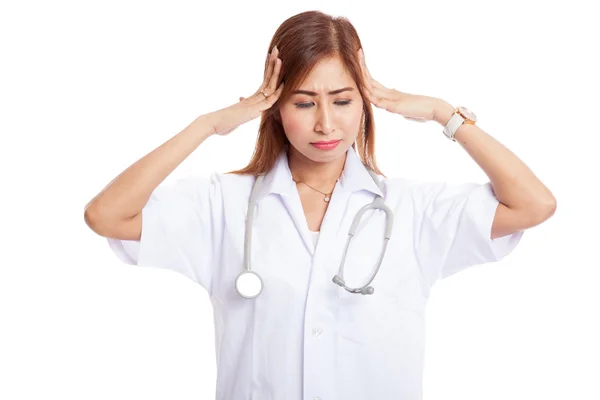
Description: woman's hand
xmin=358 ymin=48 xmax=439 ymax=123
xmin=208 ymin=46 xmax=285 ymax=136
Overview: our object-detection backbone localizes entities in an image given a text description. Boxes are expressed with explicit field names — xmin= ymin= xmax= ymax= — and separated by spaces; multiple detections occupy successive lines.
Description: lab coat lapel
xmin=279 ymin=191 xmax=317 ymax=256
xmin=313 ymin=148 xmax=385 ymax=265
xmin=253 ymin=147 xmax=383 ymax=259
xmin=313 ymin=184 xmax=352 ymax=259
xmin=254 ymin=149 xmax=316 ymax=257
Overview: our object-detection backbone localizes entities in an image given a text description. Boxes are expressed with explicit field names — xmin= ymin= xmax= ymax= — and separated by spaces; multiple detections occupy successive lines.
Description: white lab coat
xmin=108 ymin=147 xmax=523 ymax=400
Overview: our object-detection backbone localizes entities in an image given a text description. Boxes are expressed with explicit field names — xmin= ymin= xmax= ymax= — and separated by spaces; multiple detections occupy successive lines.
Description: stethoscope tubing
xmin=238 ymin=168 xmax=393 ymax=298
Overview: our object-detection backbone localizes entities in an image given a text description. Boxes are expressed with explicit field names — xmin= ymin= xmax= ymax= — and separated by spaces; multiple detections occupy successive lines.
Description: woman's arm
xmin=84 ymin=114 xmax=216 ymax=240
xmin=434 ymin=100 xmax=557 ymax=239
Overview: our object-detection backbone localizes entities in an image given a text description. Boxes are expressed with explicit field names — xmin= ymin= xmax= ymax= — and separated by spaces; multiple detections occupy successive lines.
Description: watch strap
xmin=442 ymin=109 xmax=476 ymax=141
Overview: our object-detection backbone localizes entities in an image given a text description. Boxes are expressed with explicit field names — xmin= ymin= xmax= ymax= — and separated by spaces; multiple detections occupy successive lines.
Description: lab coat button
xmin=312 ymin=327 xmax=323 ymax=337
xmin=313 ymin=397 xmax=321 ymax=400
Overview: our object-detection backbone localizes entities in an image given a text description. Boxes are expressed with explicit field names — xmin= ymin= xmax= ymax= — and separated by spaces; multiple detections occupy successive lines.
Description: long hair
xmin=227 ymin=10 xmax=385 ymax=177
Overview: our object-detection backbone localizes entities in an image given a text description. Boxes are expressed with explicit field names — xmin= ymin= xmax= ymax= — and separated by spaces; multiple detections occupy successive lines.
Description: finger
xmin=364 ymin=86 xmax=378 ymax=104
xmin=266 ymin=57 xmax=282 ymax=93
xmin=359 ymin=49 xmax=373 ymax=82
xmin=253 ymin=51 xmax=274 ymax=99
xmin=261 ymin=46 xmax=279 ymax=92
xmin=359 ymin=49 xmax=385 ymax=91
xmin=372 ymin=97 xmax=395 ymax=112
xmin=368 ymin=85 xmax=393 ymax=100
xmin=257 ymin=81 xmax=285 ymax=111
xmin=248 ymin=49 xmax=278 ymax=105
xmin=364 ymin=86 xmax=392 ymax=111
xmin=370 ymin=78 xmax=385 ymax=90
xmin=265 ymin=49 xmax=276 ymax=83
xmin=364 ymin=92 xmax=380 ymax=111
xmin=362 ymin=66 xmax=385 ymax=91
xmin=265 ymin=81 xmax=284 ymax=103
xmin=250 ymin=58 xmax=280 ymax=106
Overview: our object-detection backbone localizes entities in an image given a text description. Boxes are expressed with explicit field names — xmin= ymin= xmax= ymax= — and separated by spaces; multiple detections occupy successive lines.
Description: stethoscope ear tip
xmin=332 ymin=275 xmax=344 ymax=286
xmin=361 ymin=286 xmax=375 ymax=295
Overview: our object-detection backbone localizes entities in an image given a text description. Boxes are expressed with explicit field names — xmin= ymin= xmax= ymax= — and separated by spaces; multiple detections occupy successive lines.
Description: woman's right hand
xmin=208 ymin=46 xmax=284 ymax=136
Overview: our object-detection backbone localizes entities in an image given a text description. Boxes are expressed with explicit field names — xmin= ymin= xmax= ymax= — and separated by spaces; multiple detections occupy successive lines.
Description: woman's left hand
xmin=358 ymin=48 xmax=439 ymax=123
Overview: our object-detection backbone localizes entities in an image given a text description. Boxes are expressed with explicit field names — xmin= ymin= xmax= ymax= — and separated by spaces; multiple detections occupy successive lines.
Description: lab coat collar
xmin=255 ymin=146 xmax=383 ymax=203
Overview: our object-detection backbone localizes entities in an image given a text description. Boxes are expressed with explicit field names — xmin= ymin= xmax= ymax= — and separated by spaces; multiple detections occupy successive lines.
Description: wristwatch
xmin=442 ymin=106 xmax=477 ymax=142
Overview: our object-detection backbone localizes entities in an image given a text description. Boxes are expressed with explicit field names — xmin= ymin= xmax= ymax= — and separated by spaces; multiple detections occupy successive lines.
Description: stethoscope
xmin=235 ymin=168 xmax=394 ymax=299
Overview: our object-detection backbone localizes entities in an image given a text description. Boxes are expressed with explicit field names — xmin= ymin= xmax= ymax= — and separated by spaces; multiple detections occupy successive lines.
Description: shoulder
xmin=382 ymin=175 xmax=481 ymax=194
xmin=380 ymin=175 xmax=478 ymax=208
xmin=379 ymin=175 xmax=434 ymax=199
xmin=381 ymin=175 xmax=493 ymax=216
xmin=217 ymin=171 xmax=256 ymax=192
xmin=151 ymin=171 xmax=254 ymax=204
xmin=212 ymin=172 xmax=258 ymax=208
xmin=175 ymin=171 xmax=255 ymax=191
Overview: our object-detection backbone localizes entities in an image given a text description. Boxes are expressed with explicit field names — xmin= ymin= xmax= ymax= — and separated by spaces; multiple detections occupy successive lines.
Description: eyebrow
xmin=292 ymin=87 xmax=354 ymax=96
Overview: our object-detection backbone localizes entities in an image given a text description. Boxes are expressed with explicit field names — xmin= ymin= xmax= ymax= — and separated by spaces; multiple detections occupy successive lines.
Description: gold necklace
xmin=292 ymin=174 xmax=342 ymax=202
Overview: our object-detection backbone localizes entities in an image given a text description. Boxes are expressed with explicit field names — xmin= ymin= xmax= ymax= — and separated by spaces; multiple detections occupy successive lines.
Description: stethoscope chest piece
xmin=235 ymin=270 xmax=263 ymax=299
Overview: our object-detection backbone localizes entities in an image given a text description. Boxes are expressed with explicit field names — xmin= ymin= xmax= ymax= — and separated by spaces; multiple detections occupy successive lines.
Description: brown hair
xmin=227 ymin=10 xmax=385 ymax=178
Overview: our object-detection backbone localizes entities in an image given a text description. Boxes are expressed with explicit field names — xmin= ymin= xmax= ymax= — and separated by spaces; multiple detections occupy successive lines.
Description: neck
xmin=287 ymin=146 xmax=346 ymax=187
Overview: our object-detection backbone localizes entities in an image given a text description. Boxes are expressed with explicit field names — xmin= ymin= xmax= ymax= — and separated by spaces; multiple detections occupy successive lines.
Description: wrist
xmin=433 ymin=99 xmax=456 ymax=126
xmin=201 ymin=112 xmax=220 ymax=137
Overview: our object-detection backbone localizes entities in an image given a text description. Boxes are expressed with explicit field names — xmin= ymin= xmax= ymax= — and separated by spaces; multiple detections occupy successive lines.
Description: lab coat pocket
xmin=334 ymin=245 xmax=425 ymax=344
xmin=333 ymin=198 xmax=423 ymax=344
xmin=335 ymin=283 xmax=396 ymax=344
xmin=334 ymin=254 xmax=401 ymax=344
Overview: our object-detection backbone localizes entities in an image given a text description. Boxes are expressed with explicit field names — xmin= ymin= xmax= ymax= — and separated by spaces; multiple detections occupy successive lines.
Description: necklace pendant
xmin=324 ymin=196 xmax=330 ymax=202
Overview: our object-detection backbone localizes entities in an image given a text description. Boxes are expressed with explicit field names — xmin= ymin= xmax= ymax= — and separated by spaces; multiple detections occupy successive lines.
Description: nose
xmin=315 ymin=104 xmax=335 ymax=135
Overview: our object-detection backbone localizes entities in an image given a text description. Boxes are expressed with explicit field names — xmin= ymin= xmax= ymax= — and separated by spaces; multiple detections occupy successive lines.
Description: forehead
xmin=298 ymin=56 xmax=356 ymax=90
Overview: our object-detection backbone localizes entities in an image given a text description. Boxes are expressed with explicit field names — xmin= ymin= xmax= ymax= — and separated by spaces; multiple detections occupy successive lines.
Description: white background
xmin=1 ymin=0 xmax=598 ymax=399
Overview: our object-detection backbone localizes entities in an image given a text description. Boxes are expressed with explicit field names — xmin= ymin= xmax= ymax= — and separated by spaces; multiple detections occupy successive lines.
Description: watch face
xmin=458 ymin=106 xmax=477 ymax=122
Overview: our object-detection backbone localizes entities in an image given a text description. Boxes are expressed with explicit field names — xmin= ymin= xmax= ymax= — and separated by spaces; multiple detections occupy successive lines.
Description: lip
xmin=311 ymin=139 xmax=341 ymax=144
xmin=310 ymin=139 xmax=341 ymax=150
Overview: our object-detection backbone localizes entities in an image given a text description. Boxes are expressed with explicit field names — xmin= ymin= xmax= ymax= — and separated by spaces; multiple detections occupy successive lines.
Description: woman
xmin=84 ymin=10 xmax=556 ymax=400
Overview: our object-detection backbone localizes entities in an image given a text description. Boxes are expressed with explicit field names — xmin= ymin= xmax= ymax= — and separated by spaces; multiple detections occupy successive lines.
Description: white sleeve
xmin=413 ymin=181 xmax=524 ymax=286
xmin=106 ymin=172 xmax=224 ymax=294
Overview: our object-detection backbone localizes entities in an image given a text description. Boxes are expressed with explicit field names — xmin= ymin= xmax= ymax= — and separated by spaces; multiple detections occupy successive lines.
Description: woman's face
xmin=279 ymin=56 xmax=364 ymax=163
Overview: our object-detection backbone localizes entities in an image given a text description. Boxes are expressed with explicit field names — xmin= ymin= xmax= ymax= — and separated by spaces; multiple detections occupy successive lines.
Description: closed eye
xmin=295 ymin=100 xmax=352 ymax=109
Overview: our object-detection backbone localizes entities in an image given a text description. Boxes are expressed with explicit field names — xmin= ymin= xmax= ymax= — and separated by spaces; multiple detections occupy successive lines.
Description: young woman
xmin=84 ymin=10 xmax=556 ymax=400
